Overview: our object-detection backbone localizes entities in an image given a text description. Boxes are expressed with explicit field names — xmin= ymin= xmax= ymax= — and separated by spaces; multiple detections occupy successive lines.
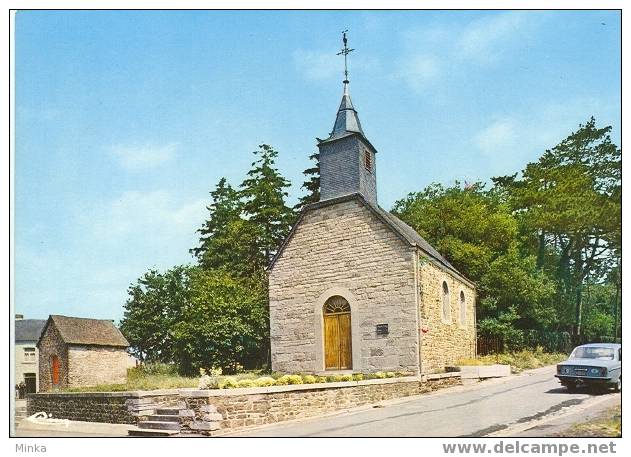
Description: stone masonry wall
xmin=419 ymin=255 xmax=477 ymax=373
xmin=269 ymin=199 xmax=419 ymax=373
xmin=27 ymin=393 xmax=135 ymax=424
xmin=184 ymin=375 xmax=461 ymax=432
xmin=26 ymin=376 xmax=461 ymax=430
xmin=68 ymin=346 xmax=128 ymax=387
xmin=38 ymin=324 xmax=68 ymax=392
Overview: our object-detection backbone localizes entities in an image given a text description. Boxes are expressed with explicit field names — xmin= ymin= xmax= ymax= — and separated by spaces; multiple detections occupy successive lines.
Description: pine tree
xmin=295 ymin=152 xmax=320 ymax=209
xmin=190 ymin=177 xmax=242 ymax=264
xmin=240 ymin=144 xmax=295 ymax=265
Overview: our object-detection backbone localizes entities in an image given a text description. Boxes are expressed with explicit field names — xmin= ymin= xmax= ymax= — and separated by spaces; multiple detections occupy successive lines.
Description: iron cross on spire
xmin=336 ymin=30 xmax=354 ymax=85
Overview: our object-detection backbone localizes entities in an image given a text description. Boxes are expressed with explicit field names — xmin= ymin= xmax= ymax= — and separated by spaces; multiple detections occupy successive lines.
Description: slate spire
xmin=330 ymin=83 xmax=364 ymax=138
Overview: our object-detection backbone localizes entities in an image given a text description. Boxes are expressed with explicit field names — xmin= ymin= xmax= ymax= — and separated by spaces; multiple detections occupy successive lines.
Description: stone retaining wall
xmin=26 ymin=374 xmax=461 ymax=432
xmin=26 ymin=391 xmax=178 ymax=424
xmin=182 ymin=374 xmax=461 ymax=433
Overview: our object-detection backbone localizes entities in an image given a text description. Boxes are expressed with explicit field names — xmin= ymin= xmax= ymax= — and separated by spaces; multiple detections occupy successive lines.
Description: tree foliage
xmin=493 ymin=117 xmax=621 ymax=335
xmin=295 ymin=152 xmax=320 ymax=209
xmin=120 ymin=266 xmax=267 ymax=375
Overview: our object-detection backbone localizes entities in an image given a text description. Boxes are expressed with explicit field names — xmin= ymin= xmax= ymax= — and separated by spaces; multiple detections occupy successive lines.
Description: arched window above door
xmin=324 ymin=295 xmax=351 ymax=314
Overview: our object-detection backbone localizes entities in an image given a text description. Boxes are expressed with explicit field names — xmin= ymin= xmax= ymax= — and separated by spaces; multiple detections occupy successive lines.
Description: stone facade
xmin=38 ymin=324 xmax=69 ymax=392
xmin=269 ymin=199 xmax=419 ymax=373
xmin=269 ymin=196 xmax=476 ymax=375
xmin=68 ymin=346 xmax=128 ymax=387
xmin=418 ymin=256 xmax=477 ymax=373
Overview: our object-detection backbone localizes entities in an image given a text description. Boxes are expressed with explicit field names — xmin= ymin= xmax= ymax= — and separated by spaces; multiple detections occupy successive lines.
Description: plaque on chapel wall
xmin=376 ymin=324 xmax=389 ymax=335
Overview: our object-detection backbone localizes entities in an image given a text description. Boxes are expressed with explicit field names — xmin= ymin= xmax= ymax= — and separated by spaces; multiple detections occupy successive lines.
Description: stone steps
xmin=137 ymin=420 xmax=181 ymax=431
xmin=147 ymin=414 xmax=181 ymax=422
xmin=129 ymin=402 xmax=191 ymax=437
xmin=128 ymin=401 xmax=223 ymax=437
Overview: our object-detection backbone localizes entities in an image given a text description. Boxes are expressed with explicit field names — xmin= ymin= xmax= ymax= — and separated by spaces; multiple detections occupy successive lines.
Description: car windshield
xmin=570 ymin=346 xmax=615 ymax=360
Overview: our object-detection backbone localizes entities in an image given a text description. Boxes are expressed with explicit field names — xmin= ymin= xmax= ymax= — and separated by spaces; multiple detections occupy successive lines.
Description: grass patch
xmin=61 ymin=365 xmax=199 ymax=392
xmin=557 ymin=405 xmax=621 ymax=437
xmin=456 ymin=348 xmax=568 ymax=373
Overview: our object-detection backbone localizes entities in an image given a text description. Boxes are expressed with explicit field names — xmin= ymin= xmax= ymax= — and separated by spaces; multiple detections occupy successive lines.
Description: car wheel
xmin=614 ymin=377 xmax=621 ymax=392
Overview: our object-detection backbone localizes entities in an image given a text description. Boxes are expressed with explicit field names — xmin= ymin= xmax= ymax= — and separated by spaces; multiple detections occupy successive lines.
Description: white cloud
xmin=110 ymin=142 xmax=177 ymax=170
xmin=395 ymin=54 xmax=440 ymax=92
xmin=397 ymin=12 xmax=541 ymax=93
xmin=475 ymin=117 xmax=517 ymax=156
xmin=456 ymin=12 xmax=531 ymax=63
xmin=92 ymin=190 xmax=206 ymax=242
xmin=472 ymin=96 xmax=618 ymax=176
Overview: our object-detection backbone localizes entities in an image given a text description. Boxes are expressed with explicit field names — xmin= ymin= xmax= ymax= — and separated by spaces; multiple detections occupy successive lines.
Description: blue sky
xmin=14 ymin=10 xmax=621 ymax=322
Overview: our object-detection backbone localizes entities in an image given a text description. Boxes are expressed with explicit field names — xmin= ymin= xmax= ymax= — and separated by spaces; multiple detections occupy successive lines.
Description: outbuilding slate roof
xmin=269 ymin=193 xmax=474 ymax=287
xmin=15 ymin=319 xmax=47 ymax=342
xmin=38 ymin=315 xmax=129 ymax=348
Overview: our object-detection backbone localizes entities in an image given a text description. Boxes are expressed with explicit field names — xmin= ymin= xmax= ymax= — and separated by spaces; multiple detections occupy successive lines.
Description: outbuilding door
xmin=323 ymin=296 xmax=352 ymax=370
xmin=51 ymin=355 xmax=60 ymax=385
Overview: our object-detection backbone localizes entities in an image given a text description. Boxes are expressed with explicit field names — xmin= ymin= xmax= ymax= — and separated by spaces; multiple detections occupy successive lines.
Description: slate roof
xmin=318 ymin=85 xmax=378 ymax=153
xmin=269 ymin=193 xmax=474 ymax=287
xmin=15 ymin=319 xmax=46 ymax=343
xmin=38 ymin=315 xmax=129 ymax=348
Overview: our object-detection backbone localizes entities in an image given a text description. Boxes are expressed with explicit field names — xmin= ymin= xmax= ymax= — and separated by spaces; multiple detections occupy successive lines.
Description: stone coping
xmin=28 ymin=373 xmax=462 ymax=398
xmin=424 ymin=372 xmax=462 ymax=380
xmin=27 ymin=389 xmax=181 ymax=398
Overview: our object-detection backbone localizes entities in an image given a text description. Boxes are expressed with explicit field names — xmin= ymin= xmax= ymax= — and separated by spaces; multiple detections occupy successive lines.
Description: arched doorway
xmin=323 ymin=296 xmax=352 ymax=370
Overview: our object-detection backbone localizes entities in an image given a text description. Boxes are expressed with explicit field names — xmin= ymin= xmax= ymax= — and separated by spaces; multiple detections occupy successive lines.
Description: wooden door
xmin=323 ymin=296 xmax=352 ymax=370
xmin=338 ymin=313 xmax=352 ymax=369
xmin=51 ymin=355 xmax=60 ymax=385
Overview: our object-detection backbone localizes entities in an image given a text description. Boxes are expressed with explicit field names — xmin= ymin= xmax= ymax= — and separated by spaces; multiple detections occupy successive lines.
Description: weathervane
xmin=336 ymin=30 xmax=354 ymax=85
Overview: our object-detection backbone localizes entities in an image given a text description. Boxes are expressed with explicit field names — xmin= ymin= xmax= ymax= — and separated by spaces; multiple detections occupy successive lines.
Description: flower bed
xmin=198 ymin=370 xmax=414 ymax=390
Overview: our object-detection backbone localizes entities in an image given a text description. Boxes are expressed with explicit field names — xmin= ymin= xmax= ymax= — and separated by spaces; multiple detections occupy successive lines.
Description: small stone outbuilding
xmin=269 ymin=63 xmax=477 ymax=375
xmin=37 ymin=315 xmax=130 ymax=391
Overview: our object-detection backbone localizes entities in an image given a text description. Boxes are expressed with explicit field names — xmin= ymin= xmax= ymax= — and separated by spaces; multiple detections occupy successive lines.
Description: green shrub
xmin=385 ymin=372 xmax=396 ymax=378
xmin=219 ymin=377 xmax=239 ymax=389
xmin=340 ymin=374 xmax=353 ymax=382
xmin=374 ymin=372 xmax=386 ymax=379
xmin=253 ymin=376 xmax=276 ymax=387
xmin=352 ymin=373 xmax=364 ymax=381
xmin=326 ymin=374 xmax=343 ymax=382
xmin=236 ymin=379 xmax=255 ymax=388
xmin=276 ymin=374 xmax=303 ymax=385
xmin=315 ymin=376 xmax=328 ymax=383
xmin=302 ymin=375 xmax=317 ymax=384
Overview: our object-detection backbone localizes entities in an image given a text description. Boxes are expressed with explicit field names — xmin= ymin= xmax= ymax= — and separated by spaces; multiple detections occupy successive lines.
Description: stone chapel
xmin=268 ymin=39 xmax=476 ymax=375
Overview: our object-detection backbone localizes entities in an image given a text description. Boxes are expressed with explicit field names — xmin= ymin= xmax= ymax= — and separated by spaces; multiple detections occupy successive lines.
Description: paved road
xmin=227 ymin=366 xmax=621 ymax=437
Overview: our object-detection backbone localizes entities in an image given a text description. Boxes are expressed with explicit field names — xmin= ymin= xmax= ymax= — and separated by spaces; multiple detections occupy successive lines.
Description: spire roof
xmin=329 ymin=83 xmax=364 ymax=138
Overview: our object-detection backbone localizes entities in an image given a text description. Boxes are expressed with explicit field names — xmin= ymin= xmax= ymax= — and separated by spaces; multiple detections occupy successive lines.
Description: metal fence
xmin=477 ymin=331 xmax=621 ymax=356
